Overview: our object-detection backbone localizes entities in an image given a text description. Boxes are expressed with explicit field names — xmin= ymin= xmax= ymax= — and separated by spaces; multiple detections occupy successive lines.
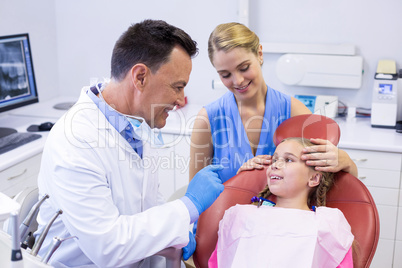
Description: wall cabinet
xmin=0 ymin=153 xmax=42 ymax=198
xmin=341 ymin=148 xmax=402 ymax=268
xmin=395 ymin=195 xmax=402 ymax=267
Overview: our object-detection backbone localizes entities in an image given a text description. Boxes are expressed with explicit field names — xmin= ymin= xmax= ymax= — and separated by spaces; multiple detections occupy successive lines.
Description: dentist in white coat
xmin=35 ymin=20 xmax=224 ymax=268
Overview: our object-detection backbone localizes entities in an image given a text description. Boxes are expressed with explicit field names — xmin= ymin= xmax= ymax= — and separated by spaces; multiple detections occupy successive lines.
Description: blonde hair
xmin=255 ymin=137 xmax=335 ymax=208
xmin=208 ymin=22 xmax=260 ymax=65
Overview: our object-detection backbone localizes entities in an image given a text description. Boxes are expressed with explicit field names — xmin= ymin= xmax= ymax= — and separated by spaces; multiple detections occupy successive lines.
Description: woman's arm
xmin=189 ymin=108 xmax=214 ymax=181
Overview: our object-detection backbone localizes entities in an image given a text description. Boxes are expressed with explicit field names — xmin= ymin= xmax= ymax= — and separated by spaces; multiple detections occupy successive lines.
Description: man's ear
xmin=309 ymin=173 xmax=322 ymax=188
xmin=130 ymin=64 xmax=148 ymax=91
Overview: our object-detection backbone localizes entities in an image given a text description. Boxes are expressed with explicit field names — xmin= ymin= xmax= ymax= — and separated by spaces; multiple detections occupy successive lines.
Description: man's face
xmin=142 ymin=46 xmax=192 ymax=129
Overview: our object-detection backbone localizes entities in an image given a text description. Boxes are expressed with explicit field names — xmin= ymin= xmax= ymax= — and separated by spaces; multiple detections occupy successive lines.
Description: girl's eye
xmin=285 ymin=158 xmax=293 ymax=163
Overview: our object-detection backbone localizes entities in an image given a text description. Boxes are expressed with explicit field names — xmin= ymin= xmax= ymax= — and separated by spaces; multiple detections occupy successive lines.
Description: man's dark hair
xmin=111 ymin=19 xmax=198 ymax=81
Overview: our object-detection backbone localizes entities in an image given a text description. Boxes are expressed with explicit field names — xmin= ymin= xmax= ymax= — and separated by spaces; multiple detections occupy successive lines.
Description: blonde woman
xmin=189 ymin=22 xmax=357 ymax=183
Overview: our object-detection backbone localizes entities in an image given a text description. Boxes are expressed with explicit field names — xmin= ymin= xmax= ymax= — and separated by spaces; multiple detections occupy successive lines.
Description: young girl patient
xmin=209 ymin=137 xmax=354 ymax=268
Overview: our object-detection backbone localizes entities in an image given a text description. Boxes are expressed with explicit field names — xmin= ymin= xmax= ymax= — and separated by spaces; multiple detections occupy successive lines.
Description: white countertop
xmin=0 ymin=96 xmax=78 ymax=171
xmin=0 ymin=114 xmax=50 ymax=171
xmin=9 ymin=96 xmax=78 ymax=120
xmin=1 ymin=96 xmax=401 ymax=172
xmin=336 ymin=117 xmax=402 ymax=153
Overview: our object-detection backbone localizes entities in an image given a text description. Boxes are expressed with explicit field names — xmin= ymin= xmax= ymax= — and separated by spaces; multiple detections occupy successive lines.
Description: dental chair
xmin=193 ymin=114 xmax=380 ymax=268
xmin=5 ymin=187 xmax=182 ymax=268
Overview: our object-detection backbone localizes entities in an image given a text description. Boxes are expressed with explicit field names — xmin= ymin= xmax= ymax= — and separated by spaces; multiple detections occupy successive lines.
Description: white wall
xmin=1 ymin=0 xmax=402 ymax=109
xmin=54 ymin=0 xmax=238 ymax=104
xmin=0 ymin=0 xmax=59 ymax=102
xmin=250 ymin=0 xmax=402 ymax=109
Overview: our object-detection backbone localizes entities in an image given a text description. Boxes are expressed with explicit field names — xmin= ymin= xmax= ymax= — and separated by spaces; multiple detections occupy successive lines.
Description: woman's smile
xmin=234 ymin=81 xmax=252 ymax=93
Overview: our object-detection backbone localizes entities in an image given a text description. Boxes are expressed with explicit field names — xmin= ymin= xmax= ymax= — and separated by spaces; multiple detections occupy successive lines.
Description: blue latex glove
xmin=192 ymin=220 xmax=197 ymax=235
xmin=182 ymin=231 xmax=196 ymax=261
xmin=185 ymin=165 xmax=224 ymax=215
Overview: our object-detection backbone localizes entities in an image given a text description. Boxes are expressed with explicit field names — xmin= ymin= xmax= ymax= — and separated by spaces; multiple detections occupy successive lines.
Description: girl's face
xmin=212 ymin=46 xmax=264 ymax=101
xmin=267 ymin=139 xmax=319 ymax=200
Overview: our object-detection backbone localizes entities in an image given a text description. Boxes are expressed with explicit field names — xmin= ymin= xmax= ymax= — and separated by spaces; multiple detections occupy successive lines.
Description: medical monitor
xmin=0 ymin=33 xmax=38 ymax=137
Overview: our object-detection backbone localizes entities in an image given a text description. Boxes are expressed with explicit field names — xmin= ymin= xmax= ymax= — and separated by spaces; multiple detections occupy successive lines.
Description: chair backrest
xmin=327 ymin=171 xmax=380 ymax=268
xmin=193 ymin=114 xmax=380 ymax=268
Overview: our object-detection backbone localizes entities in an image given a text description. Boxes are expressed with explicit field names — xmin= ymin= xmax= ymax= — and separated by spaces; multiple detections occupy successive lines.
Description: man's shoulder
xmin=48 ymin=96 xmax=112 ymax=150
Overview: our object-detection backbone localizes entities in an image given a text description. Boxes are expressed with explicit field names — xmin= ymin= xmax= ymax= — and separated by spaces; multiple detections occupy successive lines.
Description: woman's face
xmin=266 ymin=139 xmax=317 ymax=200
xmin=212 ymin=46 xmax=264 ymax=100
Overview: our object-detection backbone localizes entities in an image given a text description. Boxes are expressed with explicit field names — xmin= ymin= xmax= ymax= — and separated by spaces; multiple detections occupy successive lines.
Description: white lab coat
xmin=35 ymin=88 xmax=190 ymax=268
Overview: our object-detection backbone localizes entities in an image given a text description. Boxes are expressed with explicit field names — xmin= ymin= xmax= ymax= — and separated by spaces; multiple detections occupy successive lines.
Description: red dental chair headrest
xmin=273 ymin=114 xmax=340 ymax=146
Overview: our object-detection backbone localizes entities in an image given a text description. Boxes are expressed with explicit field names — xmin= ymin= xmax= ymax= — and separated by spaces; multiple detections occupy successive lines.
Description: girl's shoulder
xmin=315 ymin=206 xmax=348 ymax=221
xmin=314 ymin=207 xmax=354 ymax=267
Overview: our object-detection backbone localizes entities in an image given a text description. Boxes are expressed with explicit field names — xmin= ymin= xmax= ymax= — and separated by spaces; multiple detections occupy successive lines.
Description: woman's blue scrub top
xmin=204 ymin=86 xmax=291 ymax=182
